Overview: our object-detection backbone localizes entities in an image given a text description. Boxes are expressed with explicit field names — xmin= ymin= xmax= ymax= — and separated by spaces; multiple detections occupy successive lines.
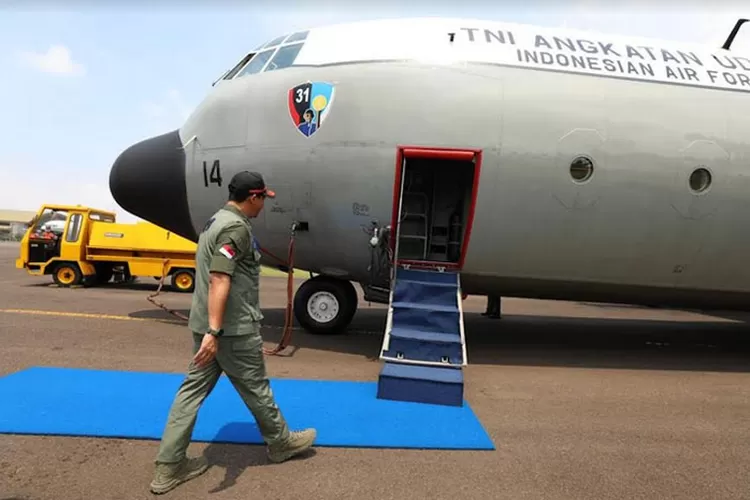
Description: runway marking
xmin=0 ymin=308 xmax=382 ymax=335
xmin=0 ymin=308 xmax=181 ymax=324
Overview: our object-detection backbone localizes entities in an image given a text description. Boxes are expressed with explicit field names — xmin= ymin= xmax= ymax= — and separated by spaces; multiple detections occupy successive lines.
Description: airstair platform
xmin=377 ymin=267 xmax=467 ymax=407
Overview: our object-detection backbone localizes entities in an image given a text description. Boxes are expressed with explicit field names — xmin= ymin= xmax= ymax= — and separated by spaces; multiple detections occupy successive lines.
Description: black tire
xmin=52 ymin=262 xmax=83 ymax=287
xmin=293 ymin=276 xmax=358 ymax=335
xmin=171 ymin=268 xmax=195 ymax=293
xmin=344 ymin=281 xmax=359 ymax=311
xmin=95 ymin=264 xmax=114 ymax=284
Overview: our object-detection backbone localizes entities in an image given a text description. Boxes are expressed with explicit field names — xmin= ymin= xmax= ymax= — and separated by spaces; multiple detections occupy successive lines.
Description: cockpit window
xmin=263 ymin=34 xmax=288 ymax=49
xmin=265 ymin=43 xmax=304 ymax=72
xmin=285 ymin=30 xmax=309 ymax=43
xmin=235 ymin=49 xmax=275 ymax=78
xmin=231 ymin=31 xmax=310 ymax=80
xmin=221 ymin=52 xmax=256 ymax=81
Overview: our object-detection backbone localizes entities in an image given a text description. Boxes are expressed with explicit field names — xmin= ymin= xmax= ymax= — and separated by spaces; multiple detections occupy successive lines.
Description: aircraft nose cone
xmin=109 ymin=129 xmax=197 ymax=241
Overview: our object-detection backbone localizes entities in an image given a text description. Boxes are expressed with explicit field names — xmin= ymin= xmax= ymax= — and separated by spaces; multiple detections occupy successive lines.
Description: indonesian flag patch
xmin=219 ymin=244 xmax=236 ymax=260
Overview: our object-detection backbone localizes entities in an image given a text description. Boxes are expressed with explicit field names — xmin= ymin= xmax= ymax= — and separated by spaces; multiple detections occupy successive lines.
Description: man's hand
xmin=192 ymin=272 xmax=231 ymax=368
xmin=193 ymin=333 xmax=218 ymax=367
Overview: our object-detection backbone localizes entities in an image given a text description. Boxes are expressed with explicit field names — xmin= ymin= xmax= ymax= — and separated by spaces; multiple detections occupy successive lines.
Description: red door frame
xmin=390 ymin=146 xmax=482 ymax=271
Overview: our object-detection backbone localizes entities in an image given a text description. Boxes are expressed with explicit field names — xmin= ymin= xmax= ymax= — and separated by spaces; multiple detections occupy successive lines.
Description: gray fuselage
xmin=173 ymin=58 xmax=750 ymax=310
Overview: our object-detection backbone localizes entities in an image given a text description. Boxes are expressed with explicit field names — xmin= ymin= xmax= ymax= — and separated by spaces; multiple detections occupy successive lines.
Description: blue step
xmin=396 ymin=268 xmax=458 ymax=285
xmin=390 ymin=302 xmax=460 ymax=335
xmin=382 ymin=327 xmax=463 ymax=365
xmin=391 ymin=301 xmax=458 ymax=313
xmin=393 ymin=279 xmax=458 ymax=309
xmin=377 ymin=361 xmax=464 ymax=407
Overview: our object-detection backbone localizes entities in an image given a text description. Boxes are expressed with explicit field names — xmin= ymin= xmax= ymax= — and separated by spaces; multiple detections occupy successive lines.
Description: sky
xmin=0 ymin=0 xmax=748 ymax=222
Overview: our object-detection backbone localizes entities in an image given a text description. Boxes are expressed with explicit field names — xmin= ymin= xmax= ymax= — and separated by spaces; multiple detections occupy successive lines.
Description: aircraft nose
xmin=109 ymin=129 xmax=197 ymax=241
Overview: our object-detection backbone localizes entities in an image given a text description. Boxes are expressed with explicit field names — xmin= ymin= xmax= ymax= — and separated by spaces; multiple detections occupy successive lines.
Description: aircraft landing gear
xmin=293 ymin=275 xmax=358 ymax=335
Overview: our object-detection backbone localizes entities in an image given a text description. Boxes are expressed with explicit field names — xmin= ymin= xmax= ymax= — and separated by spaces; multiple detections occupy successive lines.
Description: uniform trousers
xmin=156 ymin=332 xmax=290 ymax=463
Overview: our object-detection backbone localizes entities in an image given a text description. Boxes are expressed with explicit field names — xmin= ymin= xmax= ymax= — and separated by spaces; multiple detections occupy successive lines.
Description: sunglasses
xmin=248 ymin=189 xmax=268 ymax=198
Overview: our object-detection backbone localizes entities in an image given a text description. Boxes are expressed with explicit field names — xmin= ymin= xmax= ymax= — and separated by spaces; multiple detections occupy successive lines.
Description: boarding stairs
xmin=376 ymin=267 xmax=467 ymax=407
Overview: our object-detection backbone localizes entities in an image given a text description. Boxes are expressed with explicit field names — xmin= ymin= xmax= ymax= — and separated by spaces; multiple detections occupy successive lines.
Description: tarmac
xmin=1 ymin=240 xmax=750 ymax=500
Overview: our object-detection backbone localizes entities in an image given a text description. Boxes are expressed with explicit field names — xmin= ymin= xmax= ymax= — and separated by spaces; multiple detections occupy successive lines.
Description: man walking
xmin=150 ymin=171 xmax=316 ymax=495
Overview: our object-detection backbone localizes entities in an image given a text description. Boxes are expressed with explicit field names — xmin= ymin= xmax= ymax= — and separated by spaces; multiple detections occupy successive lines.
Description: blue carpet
xmin=0 ymin=367 xmax=494 ymax=450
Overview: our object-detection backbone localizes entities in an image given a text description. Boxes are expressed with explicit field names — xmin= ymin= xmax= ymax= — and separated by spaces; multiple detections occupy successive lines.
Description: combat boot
xmin=149 ymin=455 xmax=209 ymax=495
xmin=267 ymin=428 xmax=317 ymax=463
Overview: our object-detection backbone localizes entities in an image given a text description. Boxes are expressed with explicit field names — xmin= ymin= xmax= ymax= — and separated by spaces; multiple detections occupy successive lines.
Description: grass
xmin=260 ymin=266 xmax=307 ymax=278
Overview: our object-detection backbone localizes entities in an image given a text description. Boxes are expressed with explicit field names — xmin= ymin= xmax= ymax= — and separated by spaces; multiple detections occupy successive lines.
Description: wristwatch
xmin=207 ymin=327 xmax=224 ymax=337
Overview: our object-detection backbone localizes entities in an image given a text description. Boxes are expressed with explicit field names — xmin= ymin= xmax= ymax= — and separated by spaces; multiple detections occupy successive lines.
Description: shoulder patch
xmin=201 ymin=217 xmax=216 ymax=233
xmin=218 ymin=244 xmax=236 ymax=260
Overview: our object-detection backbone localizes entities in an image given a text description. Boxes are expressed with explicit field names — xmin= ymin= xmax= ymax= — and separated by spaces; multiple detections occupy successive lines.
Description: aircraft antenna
xmin=721 ymin=18 xmax=748 ymax=50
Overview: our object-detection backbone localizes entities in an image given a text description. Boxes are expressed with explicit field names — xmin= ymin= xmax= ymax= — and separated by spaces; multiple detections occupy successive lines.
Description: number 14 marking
xmin=202 ymin=160 xmax=222 ymax=187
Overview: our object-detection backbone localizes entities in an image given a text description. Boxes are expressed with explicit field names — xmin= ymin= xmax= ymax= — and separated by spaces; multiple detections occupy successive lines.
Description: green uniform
xmin=155 ymin=203 xmax=290 ymax=464
xmin=188 ymin=203 xmax=264 ymax=337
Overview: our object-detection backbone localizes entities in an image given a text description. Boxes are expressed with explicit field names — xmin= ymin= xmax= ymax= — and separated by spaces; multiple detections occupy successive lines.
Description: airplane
xmin=109 ymin=16 xmax=750 ymax=339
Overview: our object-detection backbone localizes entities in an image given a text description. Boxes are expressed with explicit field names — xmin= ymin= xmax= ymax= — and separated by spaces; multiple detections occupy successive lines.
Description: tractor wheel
xmin=52 ymin=262 xmax=83 ymax=288
xmin=171 ymin=269 xmax=195 ymax=293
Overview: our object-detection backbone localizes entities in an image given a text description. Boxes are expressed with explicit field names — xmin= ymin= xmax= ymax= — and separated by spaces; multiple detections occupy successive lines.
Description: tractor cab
xmin=16 ymin=204 xmax=116 ymax=285
xmin=26 ymin=207 xmax=69 ymax=264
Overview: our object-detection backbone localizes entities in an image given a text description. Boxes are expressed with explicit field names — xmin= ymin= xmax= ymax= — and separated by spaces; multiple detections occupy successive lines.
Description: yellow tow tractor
xmin=15 ymin=204 xmax=197 ymax=292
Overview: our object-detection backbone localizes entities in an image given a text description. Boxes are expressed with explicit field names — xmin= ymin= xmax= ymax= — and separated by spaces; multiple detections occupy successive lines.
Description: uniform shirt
xmin=188 ymin=203 xmax=264 ymax=336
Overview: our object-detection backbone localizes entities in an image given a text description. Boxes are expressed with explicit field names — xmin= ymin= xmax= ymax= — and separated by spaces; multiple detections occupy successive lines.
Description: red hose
xmin=259 ymin=232 xmax=296 ymax=356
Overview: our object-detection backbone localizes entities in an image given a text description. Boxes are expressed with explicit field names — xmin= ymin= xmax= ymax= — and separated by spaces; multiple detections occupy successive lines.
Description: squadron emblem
xmin=287 ymin=81 xmax=335 ymax=137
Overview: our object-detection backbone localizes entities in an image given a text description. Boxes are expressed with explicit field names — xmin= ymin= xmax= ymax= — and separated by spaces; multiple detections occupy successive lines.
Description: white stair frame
xmin=456 ymin=274 xmax=469 ymax=367
xmin=378 ymin=285 xmax=395 ymax=356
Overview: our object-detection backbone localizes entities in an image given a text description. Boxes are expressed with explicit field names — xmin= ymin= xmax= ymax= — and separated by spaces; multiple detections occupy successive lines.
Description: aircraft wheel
xmin=52 ymin=262 xmax=82 ymax=287
xmin=293 ymin=276 xmax=358 ymax=335
xmin=344 ymin=281 xmax=360 ymax=311
xmin=171 ymin=269 xmax=195 ymax=293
